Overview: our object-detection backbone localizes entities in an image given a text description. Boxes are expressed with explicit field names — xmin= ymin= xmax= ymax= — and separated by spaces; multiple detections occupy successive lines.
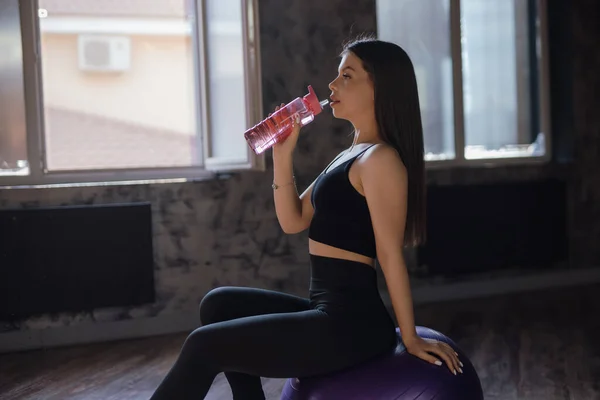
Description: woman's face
xmin=328 ymin=51 xmax=375 ymax=123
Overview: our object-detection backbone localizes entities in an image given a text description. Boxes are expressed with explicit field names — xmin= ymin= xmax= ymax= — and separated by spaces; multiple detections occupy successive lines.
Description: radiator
xmin=0 ymin=202 xmax=155 ymax=320
xmin=417 ymin=179 xmax=569 ymax=275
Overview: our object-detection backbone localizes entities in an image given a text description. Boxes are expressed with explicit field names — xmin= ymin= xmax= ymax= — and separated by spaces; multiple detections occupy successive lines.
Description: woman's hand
xmin=272 ymin=103 xmax=302 ymax=158
xmin=403 ymin=335 xmax=464 ymax=375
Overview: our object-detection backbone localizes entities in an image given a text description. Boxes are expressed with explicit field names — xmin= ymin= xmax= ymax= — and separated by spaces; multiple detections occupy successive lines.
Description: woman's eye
xmin=342 ymin=74 xmax=350 ymax=79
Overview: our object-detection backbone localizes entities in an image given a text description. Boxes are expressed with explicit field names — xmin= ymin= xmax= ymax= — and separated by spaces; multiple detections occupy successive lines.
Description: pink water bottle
xmin=244 ymin=85 xmax=329 ymax=154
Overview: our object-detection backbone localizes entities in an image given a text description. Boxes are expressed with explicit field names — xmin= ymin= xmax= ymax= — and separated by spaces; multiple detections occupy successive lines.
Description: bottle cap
xmin=304 ymin=85 xmax=325 ymax=116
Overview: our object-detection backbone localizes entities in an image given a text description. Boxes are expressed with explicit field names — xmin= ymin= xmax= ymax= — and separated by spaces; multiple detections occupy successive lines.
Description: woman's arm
xmin=359 ymin=146 xmax=416 ymax=338
xmin=272 ymin=150 xmax=315 ymax=234
xmin=359 ymin=145 xmax=462 ymax=375
xmin=271 ymin=111 xmax=315 ymax=234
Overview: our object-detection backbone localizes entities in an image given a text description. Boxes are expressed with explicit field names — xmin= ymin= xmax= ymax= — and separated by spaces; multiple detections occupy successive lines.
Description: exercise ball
xmin=280 ymin=326 xmax=483 ymax=400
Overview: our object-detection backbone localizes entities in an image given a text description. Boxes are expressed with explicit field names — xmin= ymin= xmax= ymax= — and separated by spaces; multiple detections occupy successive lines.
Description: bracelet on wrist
xmin=272 ymin=176 xmax=296 ymax=190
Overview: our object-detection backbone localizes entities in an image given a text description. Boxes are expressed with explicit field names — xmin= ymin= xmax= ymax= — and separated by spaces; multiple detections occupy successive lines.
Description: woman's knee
xmin=199 ymin=286 xmax=237 ymax=325
xmin=178 ymin=326 xmax=221 ymax=369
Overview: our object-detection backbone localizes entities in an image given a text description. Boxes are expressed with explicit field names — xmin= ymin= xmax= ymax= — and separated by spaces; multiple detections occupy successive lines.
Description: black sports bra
xmin=309 ymin=145 xmax=377 ymax=259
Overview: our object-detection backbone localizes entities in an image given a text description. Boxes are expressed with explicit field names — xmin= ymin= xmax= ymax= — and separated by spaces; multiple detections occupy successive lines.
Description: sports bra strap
xmin=321 ymin=151 xmax=348 ymax=175
xmin=322 ymin=144 xmax=377 ymax=175
xmin=354 ymin=143 xmax=377 ymax=158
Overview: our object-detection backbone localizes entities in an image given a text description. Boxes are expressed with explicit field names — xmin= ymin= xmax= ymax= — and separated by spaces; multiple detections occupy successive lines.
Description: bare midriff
xmin=308 ymin=239 xmax=375 ymax=268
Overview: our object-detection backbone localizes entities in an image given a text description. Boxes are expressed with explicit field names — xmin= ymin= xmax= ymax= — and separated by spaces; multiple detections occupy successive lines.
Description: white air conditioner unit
xmin=77 ymin=35 xmax=131 ymax=72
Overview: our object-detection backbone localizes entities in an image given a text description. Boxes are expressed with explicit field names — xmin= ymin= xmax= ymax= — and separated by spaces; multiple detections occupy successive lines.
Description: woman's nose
xmin=328 ymin=79 xmax=336 ymax=91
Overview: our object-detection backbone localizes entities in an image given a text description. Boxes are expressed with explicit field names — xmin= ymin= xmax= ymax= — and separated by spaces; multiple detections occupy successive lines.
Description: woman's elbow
xmin=376 ymin=246 xmax=405 ymax=267
xmin=282 ymin=227 xmax=299 ymax=234
xmin=279 ymin=220 xmax=309 ymax=235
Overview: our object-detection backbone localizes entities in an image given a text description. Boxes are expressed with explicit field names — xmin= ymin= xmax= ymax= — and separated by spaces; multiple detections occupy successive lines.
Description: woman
xmin=150 ymin=36 xmax=462 ymax=400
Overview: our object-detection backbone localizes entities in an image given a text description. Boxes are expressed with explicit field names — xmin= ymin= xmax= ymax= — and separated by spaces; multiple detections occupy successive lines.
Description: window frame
xmin=0 ymin=0 xmax=264 ymax=189
xmin=379 ymin=0 xmax=553 ymax=170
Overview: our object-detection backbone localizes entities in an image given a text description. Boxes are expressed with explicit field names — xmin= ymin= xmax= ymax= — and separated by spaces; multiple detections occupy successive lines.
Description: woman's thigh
xmin=199 ymin=286 xmax=310 ymax=325
xmin=186 ymin=308 xmax=395 ymax=379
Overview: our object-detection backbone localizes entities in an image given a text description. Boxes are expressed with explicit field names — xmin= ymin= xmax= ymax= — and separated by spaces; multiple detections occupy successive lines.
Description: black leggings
xmin=150 ymin=255 xmax=397 ymax=400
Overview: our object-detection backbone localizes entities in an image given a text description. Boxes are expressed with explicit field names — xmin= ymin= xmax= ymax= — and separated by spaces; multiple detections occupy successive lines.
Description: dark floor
xmin=1 ymin=283 xmax=599 ymax=400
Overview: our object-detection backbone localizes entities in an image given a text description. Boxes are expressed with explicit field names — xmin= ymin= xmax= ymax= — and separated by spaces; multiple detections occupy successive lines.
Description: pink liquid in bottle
xmin=244 ymin=85 xmax=329 ymax=154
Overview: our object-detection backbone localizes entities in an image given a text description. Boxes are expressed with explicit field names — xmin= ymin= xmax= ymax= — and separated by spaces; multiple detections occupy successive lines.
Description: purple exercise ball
xmin=280 ymin=326 xmax=483 ymax=400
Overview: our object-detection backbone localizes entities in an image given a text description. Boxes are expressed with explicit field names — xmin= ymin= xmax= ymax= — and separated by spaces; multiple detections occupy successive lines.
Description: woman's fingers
xmin=408 ymin=338 xmax=464 ymax=376
xmin=417 ymin=339 xmax=460 ymax=375
xmin=433 ymin=346 xmax=456 ymax=374
xmin=291 ymin=114 xmax=301 ymax=134
xmin=443 ymin=342 xmax=463 ymax=373
xmin=441 ymin=342 xmax=463 ymax=373
xmin=406 ymin=338 xmax=464 ymax=376
xmin=429 ymin=342 xmax=462 ymax=375
xmin=419 ymin=350 xmax=444 ymax=367
xmin=269 ymin=103 xmax=286 ymax=122
xmin=271 ymin=103 xmax=283 ymax=114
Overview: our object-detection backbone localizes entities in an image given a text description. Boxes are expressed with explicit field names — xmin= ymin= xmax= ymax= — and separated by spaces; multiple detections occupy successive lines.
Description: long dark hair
xmin=342 ymin=35 xmax=426 ymax=247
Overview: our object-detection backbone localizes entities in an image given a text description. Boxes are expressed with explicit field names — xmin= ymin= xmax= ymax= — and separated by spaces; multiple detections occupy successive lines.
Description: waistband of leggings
xmin=309 ymin=254 xmax=378 ymax=289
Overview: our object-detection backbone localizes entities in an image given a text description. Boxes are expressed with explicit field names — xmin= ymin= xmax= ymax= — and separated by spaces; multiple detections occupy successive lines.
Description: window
xmin=376 ymin=0 xmax=551 ymax=166
xmin=0 ymin=0 xmax=263 ymax=187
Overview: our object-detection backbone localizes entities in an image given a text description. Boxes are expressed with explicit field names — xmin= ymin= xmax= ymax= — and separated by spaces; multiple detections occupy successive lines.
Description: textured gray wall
xmin=0 ymin=0 xmax=377 ymax=333
xmin=0 ymin=0 xmax=598 ymax=335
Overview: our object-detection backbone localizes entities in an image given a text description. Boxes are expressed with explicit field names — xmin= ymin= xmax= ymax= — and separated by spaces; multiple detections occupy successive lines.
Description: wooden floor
xmin=1 ymin=283 xmax=599 ymax=400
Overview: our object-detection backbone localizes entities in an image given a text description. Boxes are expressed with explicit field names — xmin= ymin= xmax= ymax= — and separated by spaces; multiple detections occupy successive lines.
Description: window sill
xmin=0 ymin=170 xmax=236 ymax=190
xmin=380 ymin=265 xmax=600 ymax=307
xmin=425 ymin=159 xmax=573 ymax=186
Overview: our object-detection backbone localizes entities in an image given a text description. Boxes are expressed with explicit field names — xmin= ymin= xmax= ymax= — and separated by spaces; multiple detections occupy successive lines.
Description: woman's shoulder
xmin=359 ymin=143 xmax=405 ymax=170
xmin=352 ymin=143 xmax=408 ymax=195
